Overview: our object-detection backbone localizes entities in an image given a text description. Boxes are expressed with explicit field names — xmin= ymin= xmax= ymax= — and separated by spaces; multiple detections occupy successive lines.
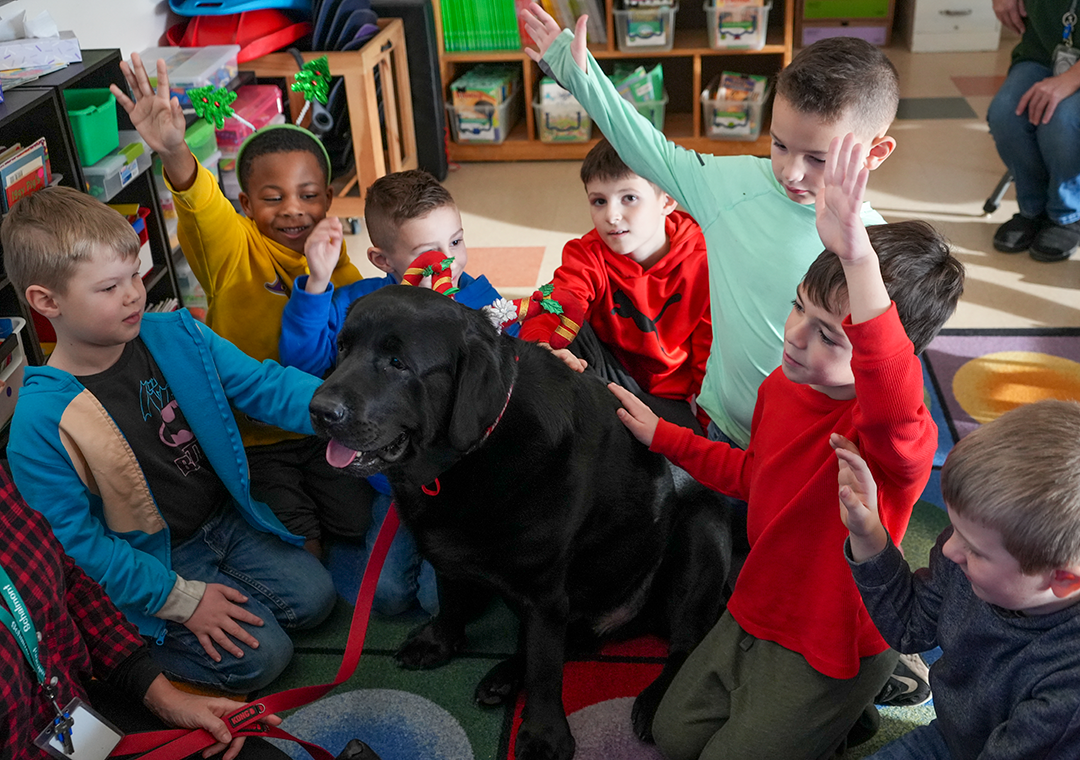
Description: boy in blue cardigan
xmin=2 ymin=186 xmax=336 ymax=695
xmin=279 ymin=169 xmax=516 ymax=617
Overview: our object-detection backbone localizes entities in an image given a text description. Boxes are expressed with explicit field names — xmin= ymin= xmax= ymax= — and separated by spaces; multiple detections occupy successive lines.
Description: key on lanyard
xmin=44 ymin=683 xmax=75 ymax=755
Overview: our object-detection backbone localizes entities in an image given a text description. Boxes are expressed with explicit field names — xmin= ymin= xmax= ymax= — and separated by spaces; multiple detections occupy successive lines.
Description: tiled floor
xmin=343 ymin=27 xmax=1080 ymax=328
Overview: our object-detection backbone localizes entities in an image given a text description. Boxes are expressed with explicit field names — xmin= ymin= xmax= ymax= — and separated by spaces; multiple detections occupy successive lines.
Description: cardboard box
xmin=0 ymin=31 xmax=81 ymax=69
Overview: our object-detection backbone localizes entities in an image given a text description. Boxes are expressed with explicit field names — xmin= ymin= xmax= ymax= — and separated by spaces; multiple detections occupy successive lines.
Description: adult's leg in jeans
xmin=87 ymin=680 xmax=291 ymax=760
xmin=864 ymin=721 xmax=952 ymax=760
xmin=151 ymin=509 xmax=336 ymax=693
xmin=365 ymin=492 xmax=423 ymax=616
xmin=988 ymin=61 xmax=1056 ymax=220
xmin=571 ymin=322 xmax=703 ymax=434
xmin=1035 ymin=87 xmax=1080 ymax=225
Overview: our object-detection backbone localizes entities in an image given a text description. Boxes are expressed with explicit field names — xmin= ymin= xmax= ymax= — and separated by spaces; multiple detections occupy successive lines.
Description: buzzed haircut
xmin=776 ymin=36 xmax=900 ymax=138
xmin=942 ymin=399 xmax=1080 ymax=574
xmin=364 ymin=169 xmax=456 ymax=251
xmin=236 ymin=127 xmax=330 ymax=193
xmin=1 ymin=186 xmax=139 ymax=299
xmin=800 ymin=220 xmax=965 ymax=355
xmin=580 ymin=137 xmax=662 ymax=193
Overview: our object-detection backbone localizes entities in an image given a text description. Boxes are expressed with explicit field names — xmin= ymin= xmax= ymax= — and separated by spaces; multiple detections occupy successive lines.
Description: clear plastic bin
xmin=0 ymin=316 xmax=27 ymax=427
xmin=446 ymin=86 xmax=522 ymax=144
xmin=633 ymin=92 xmax=669 ymax=130
xmin=704 ymin=2 xmax=772 ymax=50
xmin=215 ymin=85 xmax=283 ymax=156
xmin=614 ymin=4 xmax=679 ymax=52
xmin=83 ymin=131 xmax=152 ymax=200
xmin=138 ymin=45 xmax=240 ymax=108
xmin=534 ymin=100 xmax=592 ymax=143
xmin=701 ymin=83 xmax=771 ymax=141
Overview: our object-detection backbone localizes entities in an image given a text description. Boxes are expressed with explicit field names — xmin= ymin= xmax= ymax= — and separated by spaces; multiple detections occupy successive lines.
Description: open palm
xmin=815 ymin=134 xmax=869 ymax=263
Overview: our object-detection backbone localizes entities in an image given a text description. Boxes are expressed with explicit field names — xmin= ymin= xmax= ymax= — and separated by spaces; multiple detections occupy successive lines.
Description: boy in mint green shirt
xmin=521 ymin=5 xmax=899 ymax=449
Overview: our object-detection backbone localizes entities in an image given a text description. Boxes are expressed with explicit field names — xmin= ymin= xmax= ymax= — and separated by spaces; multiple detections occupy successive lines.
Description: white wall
xmin=1 ymin=0 xmax=173 ymax=55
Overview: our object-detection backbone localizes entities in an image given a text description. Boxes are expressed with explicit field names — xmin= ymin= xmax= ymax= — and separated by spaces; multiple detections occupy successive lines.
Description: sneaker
xmin=875 ymin=652 xmax=932 ymax=707
xmin=992 ymin=213 xmax=1043 ymax=253
xmin=1029 ymin=221 xmax=1080 ymax=262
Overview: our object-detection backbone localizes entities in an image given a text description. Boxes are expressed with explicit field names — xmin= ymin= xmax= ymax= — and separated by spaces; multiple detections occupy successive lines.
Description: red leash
xmin=111 ymin=503 xmax=402 ymax=760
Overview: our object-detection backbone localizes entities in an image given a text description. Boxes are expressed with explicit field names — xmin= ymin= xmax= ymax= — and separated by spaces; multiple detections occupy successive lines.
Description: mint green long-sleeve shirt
xmin=544 ymin=31 xmax=885 ymax=446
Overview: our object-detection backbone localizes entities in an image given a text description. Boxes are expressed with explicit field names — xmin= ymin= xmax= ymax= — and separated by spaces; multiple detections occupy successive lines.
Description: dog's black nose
xmin=309 ymin=394 xmax=348 ymax=428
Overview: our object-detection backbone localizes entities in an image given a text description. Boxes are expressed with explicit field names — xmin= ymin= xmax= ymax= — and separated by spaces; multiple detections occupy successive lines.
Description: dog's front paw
xmin=475 ymin=656 xmax=523 ymax=706
xmin=515 ymin=717 xmax=575 ymax=760
xmin=631 ymin=655 xmax=683 ymax=742
xmin=394 ymin=621 xmax=464 ymax=669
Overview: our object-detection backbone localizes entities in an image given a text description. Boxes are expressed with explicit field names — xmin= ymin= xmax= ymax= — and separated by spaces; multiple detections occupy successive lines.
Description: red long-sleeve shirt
xmin=521 ymin=210 xmax=711 ymax=404
xmin=652 ymin=305 xmax=935 ymax=678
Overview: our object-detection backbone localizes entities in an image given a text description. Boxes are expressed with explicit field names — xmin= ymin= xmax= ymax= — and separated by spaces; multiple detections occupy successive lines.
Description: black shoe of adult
xmin=1030 ymin=221 xmax=1080 ymax=262
xmin=992 ymin=214 xmax=1043 ymax=253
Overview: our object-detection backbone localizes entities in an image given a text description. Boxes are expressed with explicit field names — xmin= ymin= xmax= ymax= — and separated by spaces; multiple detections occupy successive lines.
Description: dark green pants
xmin=653 ymin=610 xmax=897 ymax=760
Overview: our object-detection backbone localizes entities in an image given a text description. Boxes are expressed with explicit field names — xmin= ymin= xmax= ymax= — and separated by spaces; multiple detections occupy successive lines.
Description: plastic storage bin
xmin=0 ymin=316 xmax=27 ymax=427
xmin=138 ymin=45 xmax=240 ymax=107
xmin=705 ymin=2 xmax=772 ymax=49
xmin=533 ymin=100 xmax=592 ymax=143
xmin=215 ymin=84 xmax=283 ymax=156
xmin=63 ymin=89 xmax=119 ymax=166
xmin=446 ymin=86 xmax=521 ymax=144
xmin=701 ymin=81 xmax=772 ymax=140
xmin=184 ymin=119 xmax=218 ymax=164
xmin=614 ymin=4 xmax=678 ymax=52
xmin=83 ymin=131 xmax=152 ymax=200
xmin=634 ymin=92 xmax=669 ymax=130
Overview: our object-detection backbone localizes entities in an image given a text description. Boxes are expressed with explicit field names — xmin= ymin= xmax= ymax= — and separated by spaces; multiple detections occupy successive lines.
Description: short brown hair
xmin=800 ymin=220 xmax=964 ymax=355
xmin=364 ymin=170 xmax=456 ymax=251
xmin=776 ymin=36 xmax=899 ymax=137
xmin=1 ymin=186 xmax=139 ymax=299
xmin=580 ymin=137 xmax=659 ymax=192
xmin=942 ymin=399 xmax=1080 ymax=573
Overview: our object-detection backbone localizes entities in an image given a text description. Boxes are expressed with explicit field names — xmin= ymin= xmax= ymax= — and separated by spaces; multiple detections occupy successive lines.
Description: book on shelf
xmin=0 ymin=137 xmax=51 ymax=212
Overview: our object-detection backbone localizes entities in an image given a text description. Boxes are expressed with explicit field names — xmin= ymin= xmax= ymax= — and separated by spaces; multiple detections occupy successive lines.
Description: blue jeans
xmin=367 ymin=493 xmax=439 ymax=617
xmin=865 ymin=721 xmax=951 ymax=760
xmin=987 ymin=60 xmax=1080 ymax=225
xmin=151 ymin=508 xmax=336 ymax=693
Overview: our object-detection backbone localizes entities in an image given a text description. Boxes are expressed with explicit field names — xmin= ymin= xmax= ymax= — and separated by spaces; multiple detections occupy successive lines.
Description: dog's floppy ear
xmin=448 ymin=315 xmax=509 ymax=452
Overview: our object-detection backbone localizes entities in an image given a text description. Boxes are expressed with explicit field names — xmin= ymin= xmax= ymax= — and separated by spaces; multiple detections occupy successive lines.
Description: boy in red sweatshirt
xmin=611 ymin=134 xmax=965 ymax=757
xmin=520 ymin=137 xmax=712 ymax=432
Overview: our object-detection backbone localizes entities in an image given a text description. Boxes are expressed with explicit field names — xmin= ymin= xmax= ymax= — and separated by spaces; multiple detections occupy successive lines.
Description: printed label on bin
xmin=626 ymin=11 xmax=670 ymax=45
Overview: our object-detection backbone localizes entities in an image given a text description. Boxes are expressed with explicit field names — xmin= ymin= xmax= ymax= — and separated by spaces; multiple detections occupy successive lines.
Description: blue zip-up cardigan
xmin=7 ymin=310 xmax=321 ymax=640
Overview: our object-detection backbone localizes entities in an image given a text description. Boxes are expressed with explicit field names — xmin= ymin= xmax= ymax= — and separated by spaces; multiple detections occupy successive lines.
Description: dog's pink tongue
xmin=326 ymin=439 xmax=359 ymax=468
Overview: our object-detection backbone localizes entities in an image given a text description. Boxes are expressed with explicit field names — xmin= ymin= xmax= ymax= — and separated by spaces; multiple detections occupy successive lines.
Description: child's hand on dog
xmin=304 ymin=217 xmax=344 ymax=294
xmin=609 ymin=382 xmax=659 ymax=447
xmin=539 ymin=343 xmax=588 ymax=373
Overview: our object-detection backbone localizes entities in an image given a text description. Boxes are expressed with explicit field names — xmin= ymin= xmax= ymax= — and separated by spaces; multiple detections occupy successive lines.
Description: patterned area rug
xmin=257 ymin=328 xmax=1080 ymax=759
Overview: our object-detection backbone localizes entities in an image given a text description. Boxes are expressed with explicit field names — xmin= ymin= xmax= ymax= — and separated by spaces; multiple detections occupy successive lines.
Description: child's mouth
xmin=278 ymin=225 xmax=310 ymax=239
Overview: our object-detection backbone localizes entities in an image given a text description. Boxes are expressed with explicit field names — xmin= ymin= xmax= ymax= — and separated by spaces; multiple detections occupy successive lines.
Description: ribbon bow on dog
xmin=488 ymin=284 xmax=585 ymax=350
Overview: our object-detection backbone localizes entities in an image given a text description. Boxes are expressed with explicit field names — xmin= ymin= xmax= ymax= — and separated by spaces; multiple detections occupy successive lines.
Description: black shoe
xmin=993 ymin=214 xmax=1043 ymax=253
xmin=1030 ymin=221 xmax=1080 ymax=262
xmin=875 ymin=652 xmax=932 ymax=707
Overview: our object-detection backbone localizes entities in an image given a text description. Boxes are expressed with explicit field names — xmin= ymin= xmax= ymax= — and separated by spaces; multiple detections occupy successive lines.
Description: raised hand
xmin=520 ymin=2 xmax=589 ymax=73
xmin=183 ymin=582 xmax=265 ymax=662
xmin=831 ymin=433 xmax=888 ymax=561
xmin=609 ymin=382 xmax=659 ymax=447
xmin=111 ymin=53 xmax=197 ymax=190
xmin=304 ymin=217 xmax=344 ymax=294
xmin=816 ymin=133 xmax=873 ymax=265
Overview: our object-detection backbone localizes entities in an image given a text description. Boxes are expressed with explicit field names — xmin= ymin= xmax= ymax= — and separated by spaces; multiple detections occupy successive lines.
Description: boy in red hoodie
xmin=521 ymin=137 xmax=712 ymax=431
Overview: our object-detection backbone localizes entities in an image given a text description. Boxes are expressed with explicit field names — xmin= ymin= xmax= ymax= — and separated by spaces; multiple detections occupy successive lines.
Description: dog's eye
xmin=389 ymin=357 xmax=406 ymax=370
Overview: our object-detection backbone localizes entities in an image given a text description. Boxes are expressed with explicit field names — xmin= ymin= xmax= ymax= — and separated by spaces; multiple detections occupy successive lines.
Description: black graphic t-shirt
xmin=78 ymin=338 xmax=230 ymax=544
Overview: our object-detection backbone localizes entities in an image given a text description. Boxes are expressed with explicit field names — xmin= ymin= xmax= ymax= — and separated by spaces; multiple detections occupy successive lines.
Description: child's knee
xmin=290 ymin=564 xmax=337 ymax=628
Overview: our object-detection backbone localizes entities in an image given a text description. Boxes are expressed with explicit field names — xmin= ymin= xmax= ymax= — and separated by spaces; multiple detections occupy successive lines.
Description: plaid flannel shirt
xmin=0 ymin=466 xmax=148 ymax=760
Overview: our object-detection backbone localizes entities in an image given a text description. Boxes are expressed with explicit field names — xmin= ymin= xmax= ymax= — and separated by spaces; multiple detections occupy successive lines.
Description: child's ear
xmin=1050 ymin=568 xmax=1080 ymax=598
xmin=25 ymin=285 xmax=59 ymax=318
xmin=864 ymin=135 xmax=897 ymax=171
xmin=660 ymin=192 xmax=678 ymax=216
xmin=238 ymin=192 xmax=253 ymax=218
xmin=367 ymin=247 xmax=397 ymax=276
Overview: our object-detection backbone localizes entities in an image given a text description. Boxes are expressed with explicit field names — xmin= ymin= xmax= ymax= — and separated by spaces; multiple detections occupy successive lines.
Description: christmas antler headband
xmin=400 ymin=250 xmax=459 ymax=296
xmin=291 ymin=55 xmax=331 ymax=125
xmin=187 ymin=85 xmax=255 ymax=131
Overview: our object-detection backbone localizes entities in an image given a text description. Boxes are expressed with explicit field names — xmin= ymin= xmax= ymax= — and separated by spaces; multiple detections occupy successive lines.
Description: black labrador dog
xmin=310 ymin=286 xmax=730 ymax=760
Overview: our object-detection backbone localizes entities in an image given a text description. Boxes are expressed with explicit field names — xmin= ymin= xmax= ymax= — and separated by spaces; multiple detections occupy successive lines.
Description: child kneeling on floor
xmin=2 ymin=187 xmax=336 ymax=694
xmin=837 ymin=398 xmax=1080 ymax=759
xmin=610 ymin=134 xmax=965 ymax=758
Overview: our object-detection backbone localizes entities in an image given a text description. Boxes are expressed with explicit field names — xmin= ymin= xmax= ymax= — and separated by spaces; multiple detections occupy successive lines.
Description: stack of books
xmin=441 ymin=0 xmax=606 ymax=52
xmin=0 ymin=137 xmax=52 ymax=213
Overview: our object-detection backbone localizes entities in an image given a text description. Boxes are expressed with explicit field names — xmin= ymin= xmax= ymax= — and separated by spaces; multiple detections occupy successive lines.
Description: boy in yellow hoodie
xmin=113 ymin=53 xmax=373 ymax=558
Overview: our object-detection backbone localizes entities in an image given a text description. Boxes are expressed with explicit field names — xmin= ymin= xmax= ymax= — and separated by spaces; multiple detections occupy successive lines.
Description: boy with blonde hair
xmin=838 ymin=398 xmax=1080 ymax=759
xmin=611 ymin=135 xmax=964 ymax=756
xmin=2 ymin=186 xmax=336 ymax=694
xmin=113 ymin=54 xmax=372 ymax=558
xmin=519 ymin=138 xmax=712 ymax=432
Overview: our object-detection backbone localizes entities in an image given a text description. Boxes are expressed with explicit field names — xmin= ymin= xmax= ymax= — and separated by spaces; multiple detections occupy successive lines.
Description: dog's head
xmin=310 ymin=286 xmax=516 ymax=483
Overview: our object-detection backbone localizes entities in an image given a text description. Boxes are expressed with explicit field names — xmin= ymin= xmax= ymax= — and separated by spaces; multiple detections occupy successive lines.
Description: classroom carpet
xmin=253 ymin=327 xmax=1080 ymax=760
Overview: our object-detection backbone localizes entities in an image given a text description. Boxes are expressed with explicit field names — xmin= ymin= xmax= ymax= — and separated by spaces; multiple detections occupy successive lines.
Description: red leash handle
xmin=112 ymin=504 xmax=402 ymax=759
